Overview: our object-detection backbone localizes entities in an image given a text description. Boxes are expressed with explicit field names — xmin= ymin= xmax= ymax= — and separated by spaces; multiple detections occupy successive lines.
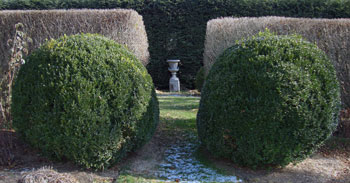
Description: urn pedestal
xmin=167 ymin=59 xmax=180 ymax=92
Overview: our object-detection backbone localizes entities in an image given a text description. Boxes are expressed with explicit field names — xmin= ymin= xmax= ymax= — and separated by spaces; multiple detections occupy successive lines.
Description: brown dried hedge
xmin=0 ymin=9 xmax=149 ymax=76
xmin=203 ymin=17 xmax=350 ymax=108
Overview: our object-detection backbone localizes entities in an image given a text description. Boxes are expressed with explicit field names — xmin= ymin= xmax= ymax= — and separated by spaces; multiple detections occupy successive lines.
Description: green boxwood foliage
xmin=2 ymin=0 xmax=350 ymax=89
xmin=197 ymin=31 xmax=341 ymax=168
xmin=0 ymin=1 xmax=5 ymax=9
xmin=11 ymin=33 xmax=159 ymax=170
xmin=195 ymin=67 xmax=205 ymax=92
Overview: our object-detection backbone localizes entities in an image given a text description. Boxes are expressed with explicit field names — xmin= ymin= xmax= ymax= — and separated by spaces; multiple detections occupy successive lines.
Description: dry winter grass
xmin=19 ymin=167 xmax=78 ymax=183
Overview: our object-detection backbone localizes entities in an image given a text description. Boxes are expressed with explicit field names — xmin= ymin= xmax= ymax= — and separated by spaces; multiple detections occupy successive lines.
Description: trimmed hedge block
xmin=0 ymin=9 xmax=149 ymax=81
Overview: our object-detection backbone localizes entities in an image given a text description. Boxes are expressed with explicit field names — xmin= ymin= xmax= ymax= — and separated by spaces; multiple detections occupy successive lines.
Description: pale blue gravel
xmin=155 ymin=135 xmax=242 ymax=183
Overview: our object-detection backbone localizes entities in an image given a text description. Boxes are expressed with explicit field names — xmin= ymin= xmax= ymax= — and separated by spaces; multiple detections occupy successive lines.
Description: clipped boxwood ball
xmin=12 ymin=33 xmax=159 ymax=170
xmin=197 ymin=31 xmax=340 ymax=168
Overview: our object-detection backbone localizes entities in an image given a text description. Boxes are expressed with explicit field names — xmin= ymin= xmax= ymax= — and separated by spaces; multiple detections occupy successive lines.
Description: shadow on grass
xmin=117 ymin=174 xmax=169 ymax=183
xmin=158 ymin=96 xmax=199 ymax=132
xmin=160 ymin=116 xmax=197 ymax=132
xmin=158 ymin=97 xmax=200 ymax=111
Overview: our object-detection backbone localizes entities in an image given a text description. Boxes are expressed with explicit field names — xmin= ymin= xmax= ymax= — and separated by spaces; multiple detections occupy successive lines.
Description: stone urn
xmin=167 ymin=59 xmax=180 ymax=92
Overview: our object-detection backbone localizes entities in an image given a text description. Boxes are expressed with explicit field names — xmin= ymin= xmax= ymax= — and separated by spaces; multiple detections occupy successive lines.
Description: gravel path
xmin=156 ymin=135 xmax=241 ymax=183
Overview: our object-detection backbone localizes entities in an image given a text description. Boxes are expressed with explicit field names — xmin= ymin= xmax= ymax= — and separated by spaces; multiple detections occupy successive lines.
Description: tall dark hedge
xmin=195 ymin=67 xmax=205 ymax=92
xmin=2 ymin=0 xmax=350 ymax=89
xmin=0 ymin=1 xmax=4 ymax=9
xmin=12 ymin=33 xmax=159 ymax=170
xmin=197 ymin=31 xmax=341 ymax=168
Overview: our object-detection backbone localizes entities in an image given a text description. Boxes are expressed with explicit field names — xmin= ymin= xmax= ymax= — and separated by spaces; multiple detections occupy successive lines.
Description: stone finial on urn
xmin=167 ymin=59 xmax=180 ymax=92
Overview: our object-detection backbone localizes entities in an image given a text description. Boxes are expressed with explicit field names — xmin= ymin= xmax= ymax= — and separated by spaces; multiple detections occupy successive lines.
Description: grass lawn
xmin=158 ymin=96 xmax=200 ymax=133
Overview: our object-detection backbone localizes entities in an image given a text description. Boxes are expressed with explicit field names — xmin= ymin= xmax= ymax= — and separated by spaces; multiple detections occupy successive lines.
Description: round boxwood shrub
xmin=195 ymin=66 xmax=205 ymax=92
xmin=197 ymin=31 xmax=341 ymax=168
xmin=11 ymin=33 xmax=159 ymax=170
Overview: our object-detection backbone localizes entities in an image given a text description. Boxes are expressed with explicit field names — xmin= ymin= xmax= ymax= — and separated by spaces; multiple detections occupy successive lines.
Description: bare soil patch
xmin=196 ymin=138 xmax=350 ymax=183
xmin=0 ymin=123 xmax=184 ymax=183
xmin=0 ymin=129 xmax=119 ymax=183
xmin=116 ymin=122 xmax=174 ymax=176
xmin=200 ymin=149 xmax=350 ymax=183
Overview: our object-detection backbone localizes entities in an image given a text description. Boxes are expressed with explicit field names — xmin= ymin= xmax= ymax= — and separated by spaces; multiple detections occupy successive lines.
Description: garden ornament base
xmin=167 ymin=59 xmax=180 ymax=92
